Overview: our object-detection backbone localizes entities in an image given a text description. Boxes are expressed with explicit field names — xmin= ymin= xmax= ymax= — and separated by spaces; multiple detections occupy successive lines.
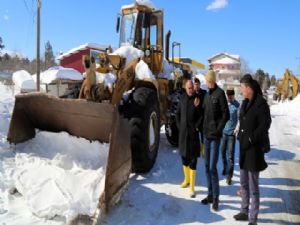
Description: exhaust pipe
xmin=165 ymin=30 xmax=171 ymax=62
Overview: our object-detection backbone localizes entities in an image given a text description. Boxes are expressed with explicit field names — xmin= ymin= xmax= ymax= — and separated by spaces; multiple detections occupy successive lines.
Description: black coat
xmin=176 ymin=93 xmax=202 ymax=159
xmin=203 ymin=86 xmax=229 ymax=139
xmin=194 ymin=88 xmax=207 ymax=132
xmin=238 ymin=94 xmax=271 ymax=172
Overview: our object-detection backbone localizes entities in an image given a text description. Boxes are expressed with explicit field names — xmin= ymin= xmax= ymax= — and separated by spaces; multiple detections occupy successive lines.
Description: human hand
xmin=194 ymin=97 xmax=200 ymax=107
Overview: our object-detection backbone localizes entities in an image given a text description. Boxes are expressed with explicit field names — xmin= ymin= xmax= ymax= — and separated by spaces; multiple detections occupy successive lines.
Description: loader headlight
xmin=145 ymin=49 xmax=150 ymax=57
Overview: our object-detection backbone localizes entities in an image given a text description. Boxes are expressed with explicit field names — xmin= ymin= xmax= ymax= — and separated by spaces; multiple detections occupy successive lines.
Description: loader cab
xmin=119 ymin=6 xmax=164 ymax=75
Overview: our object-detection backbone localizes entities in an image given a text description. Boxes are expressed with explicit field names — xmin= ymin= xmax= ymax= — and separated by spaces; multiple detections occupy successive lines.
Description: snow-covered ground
xmin=0 ymin=83 xmax=109 ymax=224
xmin=0 ymin=81 xmax=300 ymax=225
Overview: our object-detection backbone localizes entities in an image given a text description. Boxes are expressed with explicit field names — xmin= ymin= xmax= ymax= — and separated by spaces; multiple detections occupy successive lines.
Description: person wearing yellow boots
xmin=176 ymin=80 xmax=203 ymax=198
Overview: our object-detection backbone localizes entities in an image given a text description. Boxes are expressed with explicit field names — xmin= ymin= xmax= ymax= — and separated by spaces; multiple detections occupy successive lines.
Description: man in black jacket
xmin=201 ymin=70 xmax=229 ymax=211
xmin=233 ymin=74 xmax=271 ymax=225
xmin=176 ymin=80 xmax=202 ymax=198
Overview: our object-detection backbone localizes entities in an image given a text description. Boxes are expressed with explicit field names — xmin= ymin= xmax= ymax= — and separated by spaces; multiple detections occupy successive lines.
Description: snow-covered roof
xmin=213 ymin=57 xmax=240 ymax=64
xmin=12 ymin=70 xmax=36 ymax=91
xmin=121 ymin=0 xmax=156 ymax=11
xmin=208 ymin=52 xmax=240 ymax=62
xmin=58 ymin=43 xmax=110 ymax=60
xmin=33 ymin=66 xmax=83 ymax=84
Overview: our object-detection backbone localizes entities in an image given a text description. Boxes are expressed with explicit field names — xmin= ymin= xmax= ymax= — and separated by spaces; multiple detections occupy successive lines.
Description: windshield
xmin=119 ymin=12 xmax=138 ymax=47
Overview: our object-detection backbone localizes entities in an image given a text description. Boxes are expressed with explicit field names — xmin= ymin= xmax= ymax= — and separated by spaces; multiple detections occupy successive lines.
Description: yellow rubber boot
xmin=201 ymin=144 xmax=205 ymax=158
xmin=180 ymin=166 xmax=190 ymax=188
xmin=189 ymin=169 xmax=197 ymax=198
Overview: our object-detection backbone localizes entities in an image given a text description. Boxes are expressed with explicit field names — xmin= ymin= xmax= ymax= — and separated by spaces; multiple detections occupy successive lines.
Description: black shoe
xmin=248 ymin=223 xmax=257 ymax=225
xmin=201 ymin=195 xmax=213 ymax=205
xmin=222 ymin=168 xmax=226 ymax=176
xmin=212 ymin=197 xmax=219 ymax=211
xmin=226 ymin=176 xmax=232 ymax=185
xmin=233 ymin=212 xmax=248 ymax=221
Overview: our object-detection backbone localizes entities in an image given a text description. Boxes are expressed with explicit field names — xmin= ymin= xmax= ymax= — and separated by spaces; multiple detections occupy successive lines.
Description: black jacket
xmin=176 ymin=93 xmax=202 ymax=158
xmin=203 ymin=86 xmax=229 ymax=139
xmin=194 ymin=88 xmax=207 ymax=132
xmin=238 ymin=94 xmax=271 ymax=172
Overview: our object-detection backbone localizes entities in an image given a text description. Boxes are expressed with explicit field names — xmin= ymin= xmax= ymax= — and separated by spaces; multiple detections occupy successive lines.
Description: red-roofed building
xmin=58 ymin=43 xmax=110 ymax=73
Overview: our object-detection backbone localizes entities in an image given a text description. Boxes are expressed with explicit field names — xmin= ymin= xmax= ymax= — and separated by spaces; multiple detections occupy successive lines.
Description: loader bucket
xmin=7 ymin=93 xmax=131 ymax=222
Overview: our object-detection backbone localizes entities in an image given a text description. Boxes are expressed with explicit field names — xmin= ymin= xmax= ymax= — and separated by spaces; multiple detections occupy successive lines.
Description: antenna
xmin=36 ymin=0 xmax=41 ymax=91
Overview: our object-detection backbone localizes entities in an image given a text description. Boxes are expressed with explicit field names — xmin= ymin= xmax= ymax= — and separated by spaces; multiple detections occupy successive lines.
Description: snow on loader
xmin=7 ymin=1 xmax=194 ymax=223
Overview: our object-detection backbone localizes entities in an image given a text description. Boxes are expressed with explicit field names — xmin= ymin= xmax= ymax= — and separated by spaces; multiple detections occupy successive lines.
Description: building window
xmin=90 ymin=49 xmax=105 ymax=63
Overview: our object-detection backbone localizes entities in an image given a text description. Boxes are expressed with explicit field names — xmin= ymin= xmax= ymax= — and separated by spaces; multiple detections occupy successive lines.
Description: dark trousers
xmin=204 ymin=137 xmax=221 ymax=197
xmin=220 ymin=133 xmax=236 ymax=177
xmin=182 ymin=157 xmax=197 ymax=170
xmin=240 ymin=169 xmax=260 ymax=224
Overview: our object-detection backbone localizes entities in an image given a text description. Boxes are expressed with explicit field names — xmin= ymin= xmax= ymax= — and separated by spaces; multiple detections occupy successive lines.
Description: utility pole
xmin=36 ymin=0 xmax=41 ymax=91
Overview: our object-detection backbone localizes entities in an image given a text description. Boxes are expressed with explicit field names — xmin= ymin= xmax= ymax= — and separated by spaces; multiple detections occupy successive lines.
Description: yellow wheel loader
xmin=7 ymin=2 xmax=191 ymax=223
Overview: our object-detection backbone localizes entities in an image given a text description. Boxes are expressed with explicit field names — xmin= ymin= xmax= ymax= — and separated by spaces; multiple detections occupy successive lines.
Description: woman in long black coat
xmin=176 ymin=80 xmax=203 ymax=198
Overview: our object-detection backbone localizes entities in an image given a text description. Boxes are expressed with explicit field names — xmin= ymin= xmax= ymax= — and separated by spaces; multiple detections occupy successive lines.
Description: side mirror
xmin=116 ymin=16 xmax=120 ymax=33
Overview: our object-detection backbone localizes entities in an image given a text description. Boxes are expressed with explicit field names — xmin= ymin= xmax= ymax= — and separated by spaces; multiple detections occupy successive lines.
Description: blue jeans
xmin=220 ymin=133 xmax=236 ymax=177
xmin=204 ymin=137 xmax=221 ymax=197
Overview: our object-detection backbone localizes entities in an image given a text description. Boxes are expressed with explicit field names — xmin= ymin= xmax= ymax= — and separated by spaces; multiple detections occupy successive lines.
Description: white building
xmin=208 ymin=52 xmax=241 ymax=81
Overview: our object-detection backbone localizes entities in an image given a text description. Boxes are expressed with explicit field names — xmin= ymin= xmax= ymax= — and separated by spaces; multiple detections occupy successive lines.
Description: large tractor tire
xmin=121 ymin=87 xmax=160 ymax=173
xmin=165 ymin=88 xmax=183 ymax=147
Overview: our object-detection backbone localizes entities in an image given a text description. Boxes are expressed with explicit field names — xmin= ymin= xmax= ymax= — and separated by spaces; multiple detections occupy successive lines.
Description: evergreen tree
xmin=270 ymin=75 xmax=276 ymax=86
xmin=44 ymin=41 xmax=55 ymax=70
xmin=262 ymin=73 xmax=271 ymax=91
xmin=0 ymin=37 xmax=4 ymax=52
xmin=254 ymin=68 xmax=266 ymax=87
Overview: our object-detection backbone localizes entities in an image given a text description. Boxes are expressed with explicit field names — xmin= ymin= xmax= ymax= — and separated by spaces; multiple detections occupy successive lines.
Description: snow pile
xmin=12 ymin=70 xmax=36 ymax=92
xmin=158 ymin=60 xmax=174 ymax=80
xmin=2 ymin=131 xmax=109 ymax=223
xmin=13 ymin=132 xmax=108 ymax=220
xmin=96 ymin=72 xmax=116 ymax=89
xmin=272 ymin=95 xmax=300 ymax=116
xmin=0 ymin=83 xmax=16 ymax=146
xmin=36 ymin=66 xmax=83 ymax=84
xmin=135 ymin=60 xmax=156 ymax=81
xmin=112 ymin=45 xmax=144 ymax=68
xmin=0 ymin=83 xmax=110 ymax=223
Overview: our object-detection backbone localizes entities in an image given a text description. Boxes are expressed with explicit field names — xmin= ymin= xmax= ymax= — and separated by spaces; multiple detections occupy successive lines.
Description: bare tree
xmin=240 ymin=57 xmax=253 ymax=76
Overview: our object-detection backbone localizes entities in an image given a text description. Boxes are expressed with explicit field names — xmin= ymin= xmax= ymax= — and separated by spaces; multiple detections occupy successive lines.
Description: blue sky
xmin=1 ymin=0 xmax=300 ymax=77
